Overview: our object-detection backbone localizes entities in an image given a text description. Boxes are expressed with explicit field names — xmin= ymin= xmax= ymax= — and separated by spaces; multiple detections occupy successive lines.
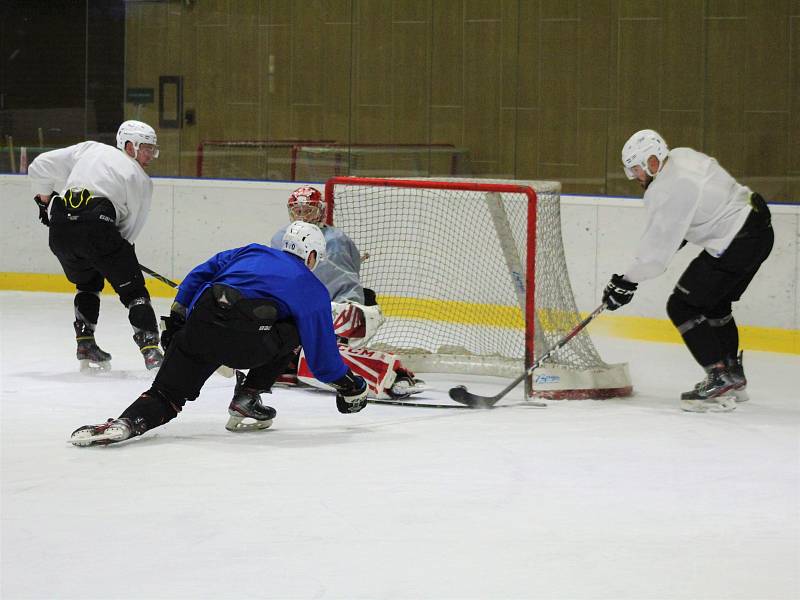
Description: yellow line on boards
xmin=1 ymin=274 xmax=796 ymax=354
xmin=0 ymin=272 xmax=177 ymax=298
xmin=590 ymin=312 xmax=798 ymax=355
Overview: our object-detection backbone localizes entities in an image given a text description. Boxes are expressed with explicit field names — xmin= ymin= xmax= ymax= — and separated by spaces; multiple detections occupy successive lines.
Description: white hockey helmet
xmin=116 ymin=120 xmax=160 ymax=159
xmin=621 ymin=129 xmax=668 ymax=179
xmin=282 ymin=220 xmax=326 ymax=270
xmin=287 ymin=186 xmax=326 ymax=225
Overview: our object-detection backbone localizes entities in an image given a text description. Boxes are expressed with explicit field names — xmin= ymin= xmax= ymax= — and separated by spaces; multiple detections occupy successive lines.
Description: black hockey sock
xmin=709 ymin=317 xmax=739 ymax=362
xmin=245 ymin=351 xmax=296 ymax=392
xmin=74 ymin=291 xmax=101 ymax=326
xmin=127 ymin=298 xmax=158 ymax=333
xmin=119 ymin=388 xmax=183 ymax=433
xmin=677 ymin=319 xmax=723 ymax=368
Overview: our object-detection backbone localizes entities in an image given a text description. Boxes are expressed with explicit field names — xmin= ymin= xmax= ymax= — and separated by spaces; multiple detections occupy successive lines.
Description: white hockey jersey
xmin=624 ymin=147 xmax=752 ymax=283
xmin=271 ymin=223 xmax=364 ymax=303
xmin=28 ymin=141 xmax=153 ymax=242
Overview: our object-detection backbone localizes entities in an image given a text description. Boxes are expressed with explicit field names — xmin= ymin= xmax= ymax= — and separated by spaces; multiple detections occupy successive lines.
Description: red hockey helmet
xmin=287 ymin=186 xmax=326 ymax=225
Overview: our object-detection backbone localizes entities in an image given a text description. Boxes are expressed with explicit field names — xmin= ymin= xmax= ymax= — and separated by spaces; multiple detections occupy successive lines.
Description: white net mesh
xmin=326 ymin=177 xmax=632 ymax=399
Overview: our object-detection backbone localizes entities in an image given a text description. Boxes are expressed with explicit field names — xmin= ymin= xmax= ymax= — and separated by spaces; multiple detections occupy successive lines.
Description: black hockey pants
xmin=121 ymin=286 xmax=301 ymax=431
xmin=666 ymin=194 xmax=774 ymax=367
xmin=48 ymin=196 xmax=156 ymax=332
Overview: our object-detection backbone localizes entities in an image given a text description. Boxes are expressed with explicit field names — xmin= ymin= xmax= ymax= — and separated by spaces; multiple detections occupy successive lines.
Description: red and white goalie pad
xmin=331 ymin=301 xmax=384 ymax=348
xmin=297 ymin=344 xmax=404 ymax=399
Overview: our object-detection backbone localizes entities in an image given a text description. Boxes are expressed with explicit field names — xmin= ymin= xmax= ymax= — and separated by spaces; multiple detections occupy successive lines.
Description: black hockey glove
xmin=33 ymin=192 xmax=56 ymax=227
xmin=602 ymin=274 xmax=638 ymax=311
xmin=159 ymin=302 xmax=187 ymax=352
xmin=331 ymin=371 xmax=368 ymax=414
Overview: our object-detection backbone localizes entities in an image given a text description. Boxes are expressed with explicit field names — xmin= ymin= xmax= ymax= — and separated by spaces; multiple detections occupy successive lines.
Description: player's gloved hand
xmin=602 ymin=274 xmax=638 ymax=311
xmin=33 ymin=192 xmax=56 ymax=227
xmin=159 ymin=302 xmax=187 ymax=352
xmin=331 ymin=370 xmax=368 ymax=414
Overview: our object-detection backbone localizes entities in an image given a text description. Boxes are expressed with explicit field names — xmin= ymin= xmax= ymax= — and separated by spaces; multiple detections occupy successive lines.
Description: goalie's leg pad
xmin=297 ymin=346 xmax=427 ymax=400
xmin=331 ymin=301 xmax=384 ymax=348
xmin=298 ymin=344 xmax=396 ymax=399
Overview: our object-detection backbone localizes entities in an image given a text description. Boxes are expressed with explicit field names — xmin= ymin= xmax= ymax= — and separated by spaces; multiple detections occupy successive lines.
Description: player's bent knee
xmin=704 ymin=302 xmax=733 ymax=322
xmin=666 ymin=292 xmax=701 ymax=326
xmin=121 ymin=287 xmax=151 ymax=308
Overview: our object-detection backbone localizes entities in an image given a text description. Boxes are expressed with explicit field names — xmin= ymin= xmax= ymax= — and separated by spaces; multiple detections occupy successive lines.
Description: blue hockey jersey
xmin=174 ymin=243 xmax=347 ymax=383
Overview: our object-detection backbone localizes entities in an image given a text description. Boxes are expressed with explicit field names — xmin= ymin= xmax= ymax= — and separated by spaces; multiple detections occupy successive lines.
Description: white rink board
xmin=1 ymin=173 xmax=798 ymax=331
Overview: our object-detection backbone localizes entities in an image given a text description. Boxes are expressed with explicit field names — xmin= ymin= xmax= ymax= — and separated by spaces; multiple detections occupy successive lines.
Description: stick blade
xmin=448 ymin=385 xmax=493 ymax=409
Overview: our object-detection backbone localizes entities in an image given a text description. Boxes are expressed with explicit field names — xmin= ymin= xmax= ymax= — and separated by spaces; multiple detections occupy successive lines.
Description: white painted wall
xmin=2 ymin=174 xmax=797 ymax=330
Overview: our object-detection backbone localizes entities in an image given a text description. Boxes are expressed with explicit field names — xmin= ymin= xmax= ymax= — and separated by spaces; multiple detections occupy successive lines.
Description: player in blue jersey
xmin=69 ymin=222 xmax=369 ymax=447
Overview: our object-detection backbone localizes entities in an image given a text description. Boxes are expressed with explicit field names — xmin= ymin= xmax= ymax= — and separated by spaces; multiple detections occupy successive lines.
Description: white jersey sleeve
xmin=624 ymin=147 xmax=752 ymax=283
xmin=27 ymin=142 xmax=91 ymax=198
xmin=28 ymin=141 xmax=153 ymax=242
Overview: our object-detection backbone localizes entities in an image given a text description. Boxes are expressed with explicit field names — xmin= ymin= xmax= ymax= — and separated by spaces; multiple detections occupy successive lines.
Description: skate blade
xmin=79 ymin=359 xmax=112 ymax=374
xmin=733 ymin=387 xmax=749 ymax=403
xmin=680 ymin=395 xmax=737 ymax=413
xmin=225 ymin=415 xmax=273 ymax=432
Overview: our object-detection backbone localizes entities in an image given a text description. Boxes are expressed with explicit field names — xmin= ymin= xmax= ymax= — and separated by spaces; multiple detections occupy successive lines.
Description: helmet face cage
xmin=116 ymin=120 xmax=160 ymax=159
xmin=621 ymin=129 xmax=668 ymax=179
xmin=282 ymin=220 xmax=327 ymax=269
xmin=287 ymin=186 xmax=325 ymax=225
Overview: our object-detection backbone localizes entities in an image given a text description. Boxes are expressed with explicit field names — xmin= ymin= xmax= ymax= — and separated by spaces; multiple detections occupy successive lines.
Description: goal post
xmin=324 ymin=176 xmax=633 ymax=400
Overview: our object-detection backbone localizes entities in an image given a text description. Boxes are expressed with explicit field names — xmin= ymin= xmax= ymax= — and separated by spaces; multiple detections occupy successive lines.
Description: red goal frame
xmin=325 ymin=176 xmax=538 ymax=393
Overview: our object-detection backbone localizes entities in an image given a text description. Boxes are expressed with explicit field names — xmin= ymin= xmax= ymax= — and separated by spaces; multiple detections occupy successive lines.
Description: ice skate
xmin=387 ymin=366 xmax=426 ymax=399
xmin=680 ymin=365 xmax=737 ymax=413
xmin=388 ymin=370 xmax=427 ymax=399
xmin=69 ymin=418 xmax=133 ymax=447
xmin=226 ymin=383 xmax=277 ymax=432
xmin=725 ymin=351 xmax=748 ymax=402
xmin=133 ymin=330 xmax=164 ymax=370
xmin=688 ymin=352 xmax=748 ymax=404
xmin=74 ymin=320 xmax=112 ymax=373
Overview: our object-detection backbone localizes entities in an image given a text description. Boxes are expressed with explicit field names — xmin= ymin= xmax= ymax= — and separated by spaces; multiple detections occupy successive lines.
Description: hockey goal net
xmin=324 ymin=176 xmax=632 ymax=400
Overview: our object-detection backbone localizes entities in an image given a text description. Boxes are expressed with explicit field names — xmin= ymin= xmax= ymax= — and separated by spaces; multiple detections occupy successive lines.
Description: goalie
xmin=269 ymin=185 xmax=425 ymax=400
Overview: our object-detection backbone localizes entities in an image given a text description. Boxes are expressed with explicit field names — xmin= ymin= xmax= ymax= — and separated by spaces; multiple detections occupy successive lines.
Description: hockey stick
xmin=139 ymin=264 xmax=179 ymax=288
xmin=449 ymin=303 xmax=607 ymax=409
xmin=367 ymin=398 xmax=545 ymax=410
xmin=368 ymin=398 xmax=474 ymax=409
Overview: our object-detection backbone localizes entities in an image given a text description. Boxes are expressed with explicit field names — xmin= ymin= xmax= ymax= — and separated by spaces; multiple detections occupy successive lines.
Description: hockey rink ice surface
xmin=1 ymin=291 xmax=798 ymax=600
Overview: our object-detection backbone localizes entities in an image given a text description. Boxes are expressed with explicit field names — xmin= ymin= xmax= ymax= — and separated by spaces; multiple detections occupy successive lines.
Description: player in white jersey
xmin=602 ymin=130 xmax=774 ymax=412
xmin=27 ymin=120 xmax=164 ymax=372
xmin=269 ymin=186 xmax=425 ymax=399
